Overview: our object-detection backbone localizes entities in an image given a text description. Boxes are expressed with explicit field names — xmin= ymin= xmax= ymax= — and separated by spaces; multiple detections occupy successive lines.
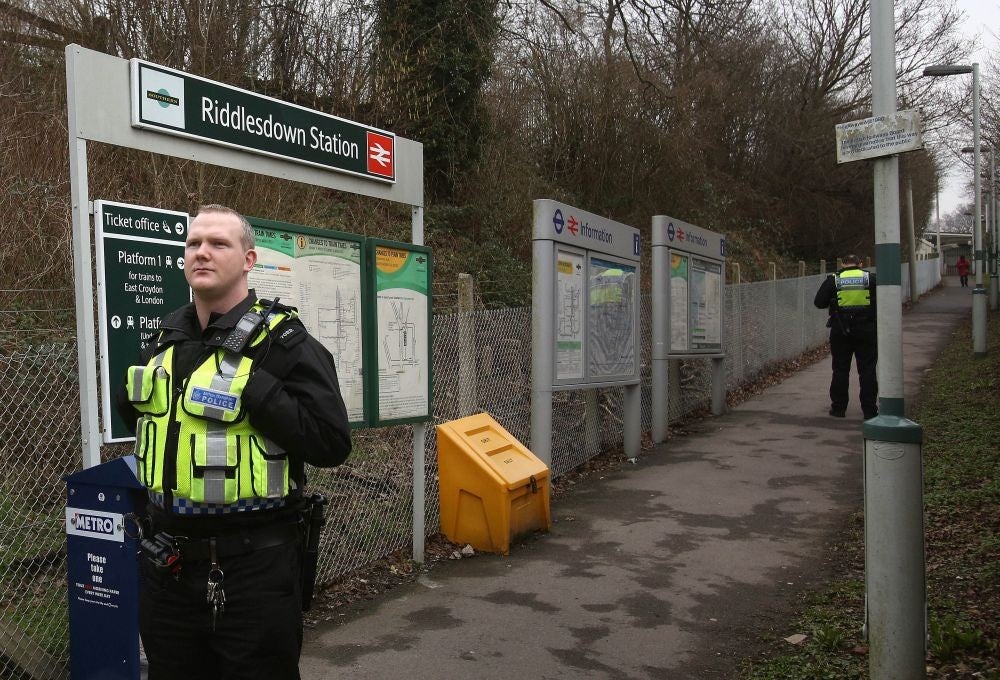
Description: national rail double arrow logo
xmin=366 ymin=131 xmax=394 ymax=178
xmin=567 ymin=215 xmax=579 ymax=236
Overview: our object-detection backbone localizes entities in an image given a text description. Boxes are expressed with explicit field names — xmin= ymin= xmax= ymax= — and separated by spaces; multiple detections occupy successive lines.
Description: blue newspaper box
xmin=65 ymin=455 xmax=146 ymax=680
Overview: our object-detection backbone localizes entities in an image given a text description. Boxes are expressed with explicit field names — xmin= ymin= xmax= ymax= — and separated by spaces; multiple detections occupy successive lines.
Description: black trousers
xmin=140 ymin=538 xmax=303 ymax=680
xmin=829 ymin=329 xmax=878 ymax=416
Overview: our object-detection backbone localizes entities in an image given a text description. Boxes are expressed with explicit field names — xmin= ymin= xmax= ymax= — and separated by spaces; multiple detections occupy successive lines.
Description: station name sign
xmin=130 ymin=59 xmax=396 ymax=182
xmin=835 ymin=110 xmax=923 ymax=164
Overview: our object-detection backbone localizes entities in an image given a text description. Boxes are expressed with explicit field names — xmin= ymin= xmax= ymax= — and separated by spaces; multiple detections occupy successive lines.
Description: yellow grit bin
xmin=436 ymin=413 xmax=551 ymax=554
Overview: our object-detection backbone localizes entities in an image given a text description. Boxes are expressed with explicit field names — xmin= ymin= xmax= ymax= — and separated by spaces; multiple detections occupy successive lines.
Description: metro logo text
xmin=66 ymin=507 xmax=125 ymax=543
xmin=73 ymin=513 xmax=115 ymax=535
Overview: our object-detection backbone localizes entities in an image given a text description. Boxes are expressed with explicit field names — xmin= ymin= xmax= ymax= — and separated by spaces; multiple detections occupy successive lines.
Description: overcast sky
xmin=935 ymin=0 xmax=1000 ymax=218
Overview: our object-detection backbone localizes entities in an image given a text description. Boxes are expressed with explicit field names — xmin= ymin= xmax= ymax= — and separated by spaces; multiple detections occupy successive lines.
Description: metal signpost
xmin=67 ymin=42 xmax=429 ymax=596
xmin=650 ymin=216 xmax=727 ymax=443
xmin=530 ymin=199 xmax=642 ymax=465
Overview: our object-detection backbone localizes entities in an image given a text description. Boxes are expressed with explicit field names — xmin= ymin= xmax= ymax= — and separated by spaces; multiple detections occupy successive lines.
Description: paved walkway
xmin=300 ymin=278 xmax=972 ymax=680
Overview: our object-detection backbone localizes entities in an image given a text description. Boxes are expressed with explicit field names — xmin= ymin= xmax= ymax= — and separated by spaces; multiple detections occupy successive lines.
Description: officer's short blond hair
xmin=842 ymin=253 xmax=860 ymax=266
xmin=196 ymin=204 xmax=255 ymax=251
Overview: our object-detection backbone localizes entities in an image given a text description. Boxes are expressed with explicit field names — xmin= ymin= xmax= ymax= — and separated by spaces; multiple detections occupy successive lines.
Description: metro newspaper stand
xmin=651 ymin=215 xmax=727 ymax=443
xmin=65 ymin=456 xmax=146 ymax=679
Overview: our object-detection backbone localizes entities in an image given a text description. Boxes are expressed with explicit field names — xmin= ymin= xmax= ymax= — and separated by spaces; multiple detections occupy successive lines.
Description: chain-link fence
xmin=0 ymin=345 xmax=82 ymax=680
xmin=0 ymin=271 xmax=871 ymax=677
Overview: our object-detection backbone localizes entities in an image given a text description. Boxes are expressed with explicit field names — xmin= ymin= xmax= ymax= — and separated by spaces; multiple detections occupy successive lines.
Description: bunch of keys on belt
xmin=206 ymin=538 xmax=226 ymax=631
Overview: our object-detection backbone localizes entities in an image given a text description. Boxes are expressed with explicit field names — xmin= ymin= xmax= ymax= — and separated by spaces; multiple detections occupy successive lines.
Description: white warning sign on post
xmin=835 ymin=110 xmax=923 ymax=164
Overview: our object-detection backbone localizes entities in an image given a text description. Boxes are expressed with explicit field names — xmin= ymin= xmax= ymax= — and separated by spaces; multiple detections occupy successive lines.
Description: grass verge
xmin=740 ymin=313 xmax=999 ymax=679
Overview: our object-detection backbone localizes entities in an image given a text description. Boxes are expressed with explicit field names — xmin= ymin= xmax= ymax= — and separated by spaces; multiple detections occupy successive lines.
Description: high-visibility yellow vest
xmin=126 ymin=303 xmax=296 ymax=504
xmin=834 ymin=268 xmax=872 ymax=309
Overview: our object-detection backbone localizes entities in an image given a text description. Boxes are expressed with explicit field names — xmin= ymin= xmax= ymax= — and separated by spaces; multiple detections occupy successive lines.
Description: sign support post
xmin=411 ymin=205 xmax=426 ymax=563
xmin=66 ymin=50 xmax=101 ymax=468
xmin=530 ymin=236 xmax=556 ymax=464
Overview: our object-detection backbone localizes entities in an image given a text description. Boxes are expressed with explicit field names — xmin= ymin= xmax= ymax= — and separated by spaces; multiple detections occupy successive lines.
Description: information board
xmin=95 ymin=200 xmax=190 ymax=442
xmin=247 ymin=217 xmax=367 ymax=425
xmin=532 ymin=199 xmax=641 ymax=388
xmin=835 ymin=110 xmax=923 ymax=164
xmin=654 ymin=215 xmax=725 ymax=356
xmin=368 ymin=240 xmax=432 ymax=425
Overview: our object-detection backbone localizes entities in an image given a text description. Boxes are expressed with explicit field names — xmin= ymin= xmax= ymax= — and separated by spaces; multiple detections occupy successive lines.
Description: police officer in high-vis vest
xmin=117 ymin=204 xmax=351 ymax=680
xmin=814 ymin=254 xmax=878 ymax=419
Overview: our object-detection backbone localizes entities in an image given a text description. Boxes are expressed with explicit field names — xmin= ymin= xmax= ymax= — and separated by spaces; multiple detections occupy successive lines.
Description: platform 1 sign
xmin=95 ymin=200 xmax=190 ymax=443
xmin=835 ymin=110 xmax=923 ymax=164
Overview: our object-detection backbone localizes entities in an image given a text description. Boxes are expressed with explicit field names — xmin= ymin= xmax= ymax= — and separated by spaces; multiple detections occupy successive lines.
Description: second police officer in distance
xmin=814 ymin=254 xmax=878 ymax=420
xmin=117 ymin=204 xmax=351 ymax=680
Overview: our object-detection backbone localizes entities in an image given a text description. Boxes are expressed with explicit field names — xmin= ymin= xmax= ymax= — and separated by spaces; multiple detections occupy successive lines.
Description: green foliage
xmin=374 ymin=0 xmax=500 ymax=202
xmin=812 ymin=622 xmax=846 ymax=652
xmin=929 ymin=616 xmax=986 ymax=661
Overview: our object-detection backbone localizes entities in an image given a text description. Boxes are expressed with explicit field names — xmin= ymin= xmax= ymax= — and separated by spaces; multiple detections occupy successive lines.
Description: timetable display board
xmin=555 ymin=246 xmax=586 ymax=381
xmin=367 ymin=240 xmax=432 ymax=425
xmin=246 ymin=217 xmax=367 ymax=425
xmin=95 ymin=200 xmax=191 ymax=443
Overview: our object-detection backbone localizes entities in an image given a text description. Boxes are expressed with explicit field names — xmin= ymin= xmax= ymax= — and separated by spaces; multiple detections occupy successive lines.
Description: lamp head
xmin=922 ymin=64 xmax=974 ymax=76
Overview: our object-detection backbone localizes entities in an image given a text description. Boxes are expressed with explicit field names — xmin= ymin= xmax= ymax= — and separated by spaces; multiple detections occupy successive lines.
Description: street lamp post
xmin=936 ymin=178 xmax=943 ymax=276
xmin=962 ymin=143 xmax=998 ymax=311
xmin=924 ymin=63 xmax=987 ymax=356
xmin=863 ymin=2 xmax=926 ymax=678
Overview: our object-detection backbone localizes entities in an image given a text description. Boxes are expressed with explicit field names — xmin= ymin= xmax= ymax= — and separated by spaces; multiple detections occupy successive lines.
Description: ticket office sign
xmin=95 ymin=201 xmax=191 ymax=443
xmin=367 ymin=241 xmax=432 ymax=425
xmin=246 ymin=217 xmax=368 ymax=425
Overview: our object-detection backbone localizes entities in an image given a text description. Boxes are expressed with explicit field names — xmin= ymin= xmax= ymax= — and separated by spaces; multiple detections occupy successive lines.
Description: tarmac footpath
xmin=300 ymin=279 xmax=971 ymax=680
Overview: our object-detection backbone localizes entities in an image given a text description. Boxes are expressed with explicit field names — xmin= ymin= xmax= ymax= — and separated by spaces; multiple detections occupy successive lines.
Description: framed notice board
xmin=246 ymin=216 xmax=368 ymax=426
xmin=366 ymin=239 xmax=433 ymax=426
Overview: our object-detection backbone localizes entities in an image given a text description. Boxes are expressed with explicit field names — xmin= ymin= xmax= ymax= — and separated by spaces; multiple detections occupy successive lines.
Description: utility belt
xmin=139 ymin=494 xmax=327 ymax=611
xmin=142 ymin=520 xmax=302 ymax=564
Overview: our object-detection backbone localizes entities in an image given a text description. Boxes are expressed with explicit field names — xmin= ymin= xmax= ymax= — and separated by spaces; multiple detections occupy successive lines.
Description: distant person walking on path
xmin=956 ymin=255 xmax=970 ymax=287
xmin=814 ymin=254 xmax=878 ymax=419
